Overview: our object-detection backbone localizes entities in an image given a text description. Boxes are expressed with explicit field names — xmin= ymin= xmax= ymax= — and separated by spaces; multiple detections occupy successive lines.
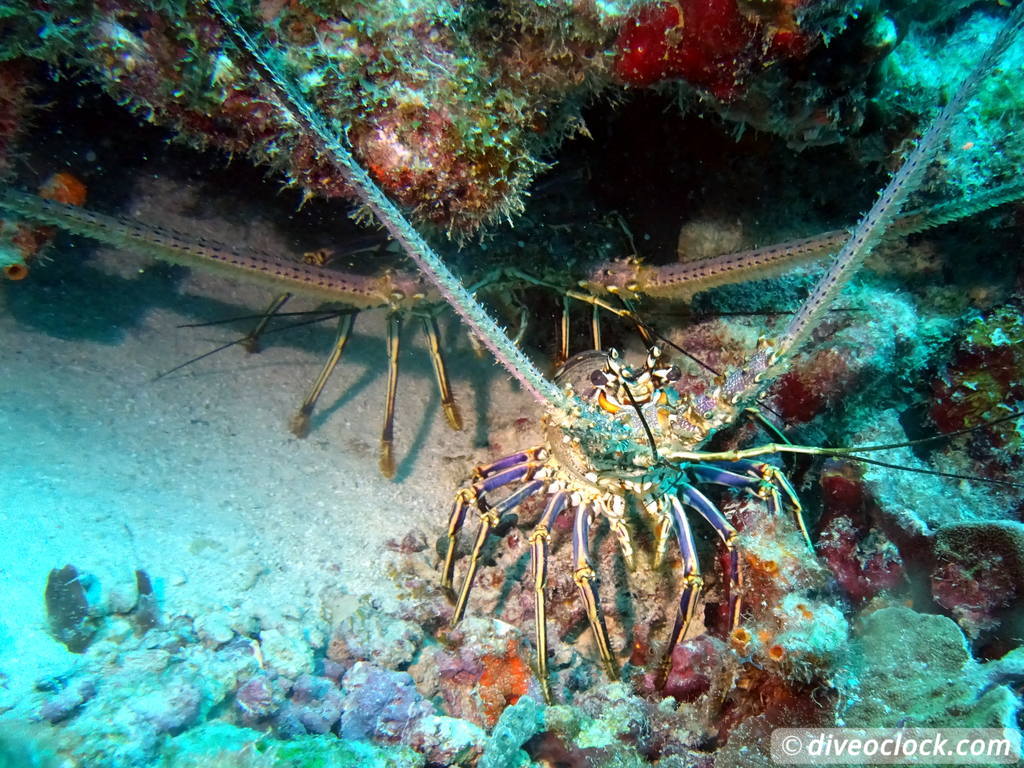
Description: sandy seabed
xmin=0 ymin=174 xmax=535 ymax=714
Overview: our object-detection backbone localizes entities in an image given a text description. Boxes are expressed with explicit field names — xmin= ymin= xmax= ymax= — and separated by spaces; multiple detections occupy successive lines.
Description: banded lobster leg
xmin=440 ymin=447 xmax=547 ymax=592
xmin=528 ymin=489 xmax=569 ymax=702
xmin=290 ymin=312 xmax=356 ymax=438
xmin=597 ymin=495 xmax=637 ymax=570
xmin=379 ymin=312 xmax=402 ymax=477
xmin=530 ymin=493 xmax=633 ymax=699
xmin=660 ymin=493 xmax=704 ymax=678
xmin=291 ymin=309 xmax=463 ymax=476
xmin=282 ymin=308 xmax=400 ymax=477
xmin=420 ymin=313 xmax=462 ymax=431
xmin=555 ymin=297 xmax=614 ymax=362
xmin=242 ymin=292 xmax=291 ymax=353
xmin=443 ymin=448 xmax=547 ymax=620
xmin=695 ymin=460 xmax=813 ymax=550
xmin=571 ymin=502 xmax=619 ymax=681
xmin=652 ymin=483 xmax=743 ymax=669
xmin=501 ymin=267 xmax=653 ymax=361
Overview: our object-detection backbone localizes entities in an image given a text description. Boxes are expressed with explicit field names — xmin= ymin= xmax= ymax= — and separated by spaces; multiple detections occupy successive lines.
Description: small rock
xmin=259 ymin=627 xmax=314 ymax=679
xmin=129 ymin=678 xmax=201 ymax=735
xmin=235 ymin=675 xmax=278 ymax=720
xmin=281 ymin=674 xmax=343 ymax=734
xmin=45 ymin=564 xmax=98 ymax=653
xmin=408 ymin=714 xmax=486 ymax=767
xmin=662 ymin=637 xmax=716 ymax=703
xmin=478 ymin=696 xmax=545 ymax=768
xmin=338 ymin=662 xmax=433 ymax=741
xmin=327 ymin=597 xmax=422 ymax=671
xmin=194 ymin=613 xmax=235 ymax=647
xmin=39 ymin=676 xmax=97 ymax=723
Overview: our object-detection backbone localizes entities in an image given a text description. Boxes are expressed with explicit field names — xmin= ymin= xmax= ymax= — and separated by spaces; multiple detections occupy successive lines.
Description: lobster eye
xmin=666 ymin=366 xmax=681 ymax=382
xmin=590 ymin=370 xmax=608 ymax=386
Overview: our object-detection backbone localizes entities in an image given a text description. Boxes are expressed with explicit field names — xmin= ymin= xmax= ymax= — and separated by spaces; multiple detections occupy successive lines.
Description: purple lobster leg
xmin=476 ymin=446 xmax=545 ymax=478
xmin=529 ymin=490 xmax=569 ymax=702
xmin=689 ymin=463 xmax=760 ymax=490
xmin=678 ymin=483 xmax=742 ymax=631
xmin=663 ymin=493 xmax=704 ymax=672
xmin=451 ymin=478 xmax=545 ymax=624
xmin=441 ymin=448 xmax=543 ymax=592
xmin=572 ymin=503 xmax=619 ymax=680
xmin=704 ymin=459 xmax=813 ymax=550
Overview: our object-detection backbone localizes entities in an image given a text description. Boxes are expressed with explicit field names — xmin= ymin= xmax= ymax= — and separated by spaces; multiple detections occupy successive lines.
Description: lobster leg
xmin=475 ymin=446 xmax=545 ymax=478
xmin=242 ymin=292 xmax=291 ymax=353
xmin=646 ymin=497 xmax=675 ymax=569
xmin=440 ymin=452 xmax=544 ymax=593
xmin=511 ymin=293 xmax=530 ymax=347
xmin=440 ymin=488 xmax=474 ymax=594
xmin=379 ymin=312 xmax=402 ymax=478
xmin=599 ymin=495 xmax=637 ymax=570
xmin=572 ymin=503 xmax=618 ymax=680
xmin=529 ymin=489 xmax=569 ymax=703
xmin=451 ymin=477 xmax=545 ymax=624
xmin=760 ymin=464 xmax=813 ymax=551
xmin=689 ymin=463 xmax=760 ymax=490
xmin=290 ymin=311 xmax=355 ymax=438
xmin=663 ymin=494 xmax=704 ymax=670
xmin=709 ymin=459 xmax=812 ymax=550
xmin=420 ymin=314 xmax=462 ymax=431
xmin=679 ymin=483 xmax=742 ymax=631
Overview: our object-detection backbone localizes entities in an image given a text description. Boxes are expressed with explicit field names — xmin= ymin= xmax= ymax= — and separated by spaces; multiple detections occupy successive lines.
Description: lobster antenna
xmin=773 ymin=1 xmax=1024 ymax=365
xmin=827 ymin=408 xmax=1024 ymax=489
xmin=802 ymin=410 xmax=1024 ymax=488
xmin=198 ymin=0 xmax=574 ymax=415
xmin=178 ymin=309 xmax=345 ymax=328
xmin=154 ymin=310 xmax=346 ymax=379
xmin=812 ymin=408 xmax=1024 ymax=458
xmin=839 ymin=453 xmax=1024 ymax=489
xmin=621 ymin=382 xmax=659 ymax=462
xmin=668 ymin=410 xmax=1024 ymax=488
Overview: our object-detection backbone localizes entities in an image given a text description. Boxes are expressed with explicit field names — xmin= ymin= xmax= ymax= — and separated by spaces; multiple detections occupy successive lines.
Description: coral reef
xmin=614 ymin=0 xmax=841 ymax=102
xmin=930 ymin=299 xmax=1024 ymax=479
xmin=1 ymin=1 xmax=1023 ymax=767
xmin=5 ymin=0 xmax=1019 ymax=236
xmin=3 ymin=0 xmax=629 ymax=235
xmin=9 ymin=588 xmax=490 ymax=767
xmin=816 ymin=463 xmax=907 ymax=603
xmin=844 ymin=606 xmax=1022 ymax=729
xmin=931 ymin=521 xmax=1024 ymax=643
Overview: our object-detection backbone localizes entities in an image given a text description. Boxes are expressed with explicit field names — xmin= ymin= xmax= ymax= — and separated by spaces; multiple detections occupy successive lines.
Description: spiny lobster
xmin=2 ymin=0 xmax=1023 ymax=704
xmin=3 ymin=181 xmax=1021 ymax=477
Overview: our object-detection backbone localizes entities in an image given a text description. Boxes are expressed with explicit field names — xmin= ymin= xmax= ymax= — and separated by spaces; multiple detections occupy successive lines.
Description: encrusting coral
xmin=3 ymin=0 xmax=1011 ymax=235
